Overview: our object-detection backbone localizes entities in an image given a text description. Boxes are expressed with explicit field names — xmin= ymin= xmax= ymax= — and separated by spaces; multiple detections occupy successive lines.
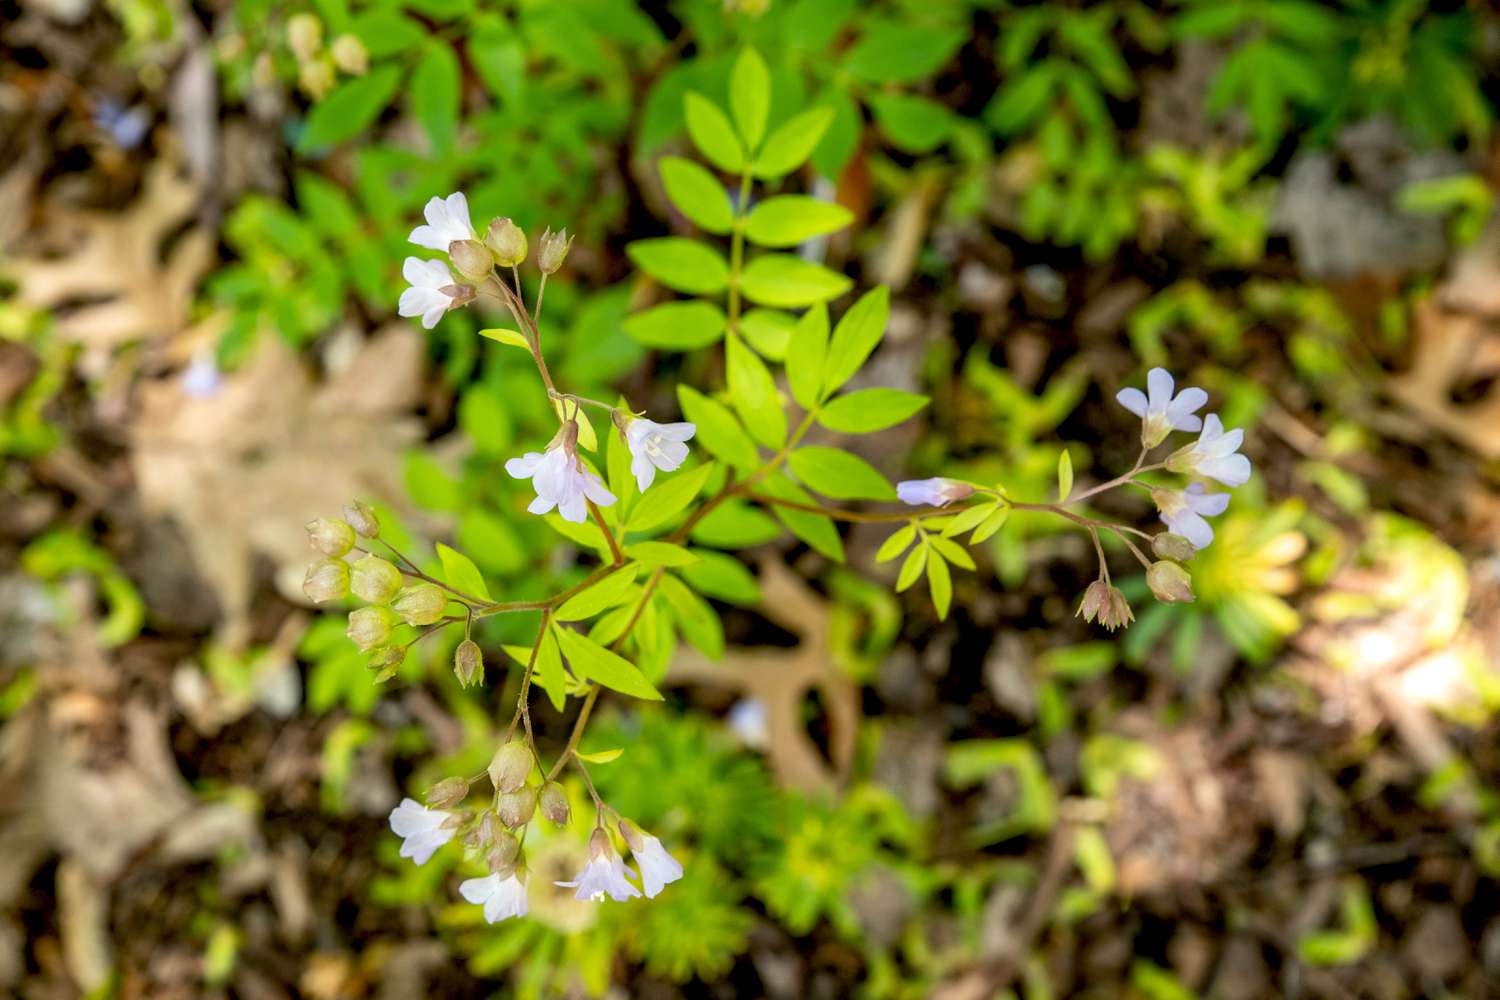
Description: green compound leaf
xmin=753 ymin=106 xmax=836 ymax=180
xmin=677 ymin=385 xmax=760 ymax=471
xmin=689 ymin=501 xmax=783 ymax=548
xmin=623 ymin=301 xmax=727 ymax=350
xmin=743 ymin=196 xmax=853 ymax=248
xmin=822 ymin=286 xmax=891 ymax=396
xmin=876 ymin=524 xmax=917 ymax=563
xmin=623 ymin=541 xmax=699 ymax=567
xmin=684 ymin=92 xmax=745 ymax=172
xmin=627 ymin=238 xmax=730 ymax=295
xmin=786 ymin=303 xmax=829 ymax=410
xmin=817 ymin=388 xmax=928 ymax=433
xmin=553 ymin=625 xmax=662 ymax=700
xmin=556 ymin=564 xmax=641 ymax=622
xmin=928 ymin=550 xmax=952 ymax=619
xmin=435 ymin=542 xmax=491 ymax=601
xmin=788 ymin=446 xmax=895 ymax=501
xmin=729 ymin=47 xmax=771 ymax=152
xmin=725 ymin=333 xmax=787 ymax=449
xmin=740 ymin=254 xmax=853 ymax=308
xmin=628 ymin=461 xmax=715 ymax=533
xmin=738 ymin=308 xmax=795 ymax=360
xmin=896 ymin=543 xmax=927 ymax=591
xmin=660 ymin=156 xmax=734 ymax=234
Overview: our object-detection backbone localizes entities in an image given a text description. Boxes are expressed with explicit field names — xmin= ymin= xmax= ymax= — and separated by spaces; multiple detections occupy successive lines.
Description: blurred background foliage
xmin=5 ymin=0 xmax=1500 ymax=998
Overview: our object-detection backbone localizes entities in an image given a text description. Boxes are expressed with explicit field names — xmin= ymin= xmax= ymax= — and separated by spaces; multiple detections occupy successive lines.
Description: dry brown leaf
xmin=1387 ymin=298 xmax=1500 ymax=458
xmin=130 ymin=325 xmax=425 ymax=646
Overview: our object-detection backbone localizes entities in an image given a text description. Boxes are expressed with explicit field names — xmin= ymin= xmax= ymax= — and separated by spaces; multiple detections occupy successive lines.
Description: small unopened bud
xmin=537 ymin=227 xmax=573 ymax=275
xmin=347 ymin=606 xmax=397 ymax=651
xmin=329 ymin=34 xmax=368 ymax=75
xmin=588 ymin=826 xmax=613 ymax=859
xmin=617 ymin=818 xmax=645 ymax=853
xmin=298 ymin=60 xmax=335 ymax=99
xmin=303 ymin=558 xmax=350 ymax=603
xmin=448 ymin=239 xmax=494 ymax=282
xmin=496 ymin=786 xmax=537 ymax=828
xmin=1146 ymin=561 xmax=1194 ymax=604
xmin=286 ymin=13 xmax=322 ymax=61
xmin=443 ymin=283 xmax=477 ymax=309
xmin=392 ymin=583 xmax=447 ymax=626
xmin=306 ymin=517 xmax=355 ymax=557
xmin=538 ymin=782 xmax=570 ymax=827
xmin=350 ymin=555 xmax=402 ymax=604
xmin=1152 ymin=533 xmax=1196 ymax=562
xmin=454 ymin=639 xmax=483 ymax=687
xmin=368 ymin=645 xmax=404 ymax=679
xmin=488 ymin=829 xmax=520 ymax=873
xmin=426 ymin=776 xmax=469 ymax=810
xmin=488 ymin=740 xmax=535 ymax=794
xmin=1101 ymin=587 xmax=1134 ymax=631
xmin=485 ymin=218 xmax=528 ymax=267
xmin=1076 ymin=580 xmax=1109 ymax=624
xmin=343 ymin=501 xmax=380 ymax=538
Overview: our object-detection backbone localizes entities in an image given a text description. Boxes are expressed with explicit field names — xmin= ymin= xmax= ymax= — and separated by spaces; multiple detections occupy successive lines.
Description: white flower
xmin=1116 ymin=368 xmax=1208 ymax=448
xmin=505 ymin=441 xmax=616 ymax=524
xmin=558 ymin=829 xmax=641 ymax=902
xmin=398 ymin=257 xmax=471 ymax=330
xmin=619 ymin=820 xmax=683 ymax=899
xmin=625 ymin=417 xmax=696 ymax=491
xmin=459 ymin=871 xmax=529 ymax=923
xmin=896 ymin=478 xmax=974 ymax=507
xmin=1165 ymin=414 xmax=1251 ymax=487
xmin=388 ymin=798 xmax=457 ymax=866
xmin=408 ymin=191 xmax=475 ymax=251
xmin=1153 ymin=483 xmax=1231 ymax=550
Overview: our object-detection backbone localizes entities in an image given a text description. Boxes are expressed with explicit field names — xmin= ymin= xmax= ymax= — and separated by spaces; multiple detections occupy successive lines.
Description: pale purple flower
xmin=558 ymin=829 xmax=641 ymax=902
xmin=1165 ymin=414 xmax=1251 ymax=487
xmin=626 ymin=417 xmax=696 ymax=491
xmin=1153 ymin=483 xmax=1231 ymax=550
xmin=505 ymin=442 xmax=616 ymax=524
xmin=408 ymin=191 xmax=475 ymax=251
xmin=398 ymin=257 xmax=472 ymax=330
xmin=388 ymin=798 xmax=457 ymax=866
xmin=1116 ymin=368 xmax=1208 ymax=448
xmin=619 ymin=820 xmax=683 ymax=899
xmin=896 ymin=478 xmax=974 ymax=507
xmin=459 ymin=871 xmax=529 ymax=923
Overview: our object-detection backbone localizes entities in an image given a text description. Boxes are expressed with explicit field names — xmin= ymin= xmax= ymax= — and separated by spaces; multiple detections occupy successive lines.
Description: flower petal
xmin=1116 ymin=387 xmax=1148 ymax=419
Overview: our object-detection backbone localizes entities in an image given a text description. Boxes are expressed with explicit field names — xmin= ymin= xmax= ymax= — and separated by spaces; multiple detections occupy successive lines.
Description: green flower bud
xmin=488 ymin=740 xmax=534 ymax=794
xmin=1146 ymin=561 xmax=1194 ymax=604
xmin=488 ymin=829 xmax=520 ymax=873
xmin=538 ymin=781 xmax=570 ymax=827
xmin=286 ymin=12 xmax=322 ymax=61
xmin=426 ymin=776 xmax=469 ymax=810
xmin=329 ymin=34 xmax=368 ymax=75
xmin=350 ymin=555 xmax=402 ymax=604
xmin=343 ymin=500 xmax=380 ymax=538
xmin=485 ymin=217 xmax=528 ymax=267
xmin=448 ymin=239 xmax=494 ymax=282
xmin=298 ymin=61 xmax=334 ymax=99
xmin=496 ymin=786 xmax=537 ymax=829
xmin=303 ymin=558 xmax=350 ymax=604
xmin=392 ymin=583 xmax=447 ymax=626
xmin=347 ymin=606 xmax=397 ymax=651
xmin=1075 ymin=580 xmax=1109 ymax=625
xmin=537 ymin=227 xmax=572 ymax=275
xmin=1152 ymin=533 xmax=1196 ymax=562
xmin=305 ymin=517 xmax=355 ymax=557
xmin=454 ymin=639 xmax=483 ymax=687
xmin=368 ymin=645 xmax=404 ymax=681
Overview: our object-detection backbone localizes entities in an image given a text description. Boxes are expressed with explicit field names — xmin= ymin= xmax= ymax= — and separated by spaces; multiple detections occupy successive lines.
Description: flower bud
xmin=496 ymin=786 xmax=537 ymax=828
xmin=488 ymin=829 xmax=520 ymax=872
xmin=368 ymin=645 xmax=404 ymax=679
xmin=306 ymin=517 xmax=355 ymax=557
xmin=303 ymin=558 xmax=350 ymax=603
xmin=537 ymin=227 xmax=572 ymax=275
xmin=1152 ymin=532 xmax=1196 ymax=562
xmin=488 ymin=740 xmax=534 ymax=794
xmin=392 ymin=583 xmax=447 ymax=626
xmin=617 ymin=818 xmax=645 ymax=853
xmin=485 ymin=217 xmax=528 ymax=267
xmin=448 ymin=239 xmax=494 ymax=282
xmin=454 ymin=639 xmax=483 ymax=687
xmin=343 ymin=501 xmax=380 ymax=538
xmin=426 ymin=776 xmax=469 ymax=810
xmin=538 ymin=781 xmax=570 ymax=827
xmin=1101 ymin=587 xmax=1134 ymax=631
xmin=347 ymin=606 xmax=397 ymax=651
xmin=286 ymin=13 xmax=322 ymax=61
xmin=298 ymin=60 xmax=335 ymax=99
xmin=1146 ymin=561 xmax=1194 ymax=604
xmin=1076 ymin=580 xmax=1109 ymax=624
xmin=329 ymin=34 xmax=368 ymax=75
xmin=350 ymin=555 xmax=402 ymax=604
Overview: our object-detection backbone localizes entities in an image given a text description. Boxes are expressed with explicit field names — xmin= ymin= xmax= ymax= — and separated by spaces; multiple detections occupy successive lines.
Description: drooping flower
xmin=619 ymin=820 xmax=683 ymax=899
xmin=1116 ymin=368 xmax=1208 ymax=448
xmin=895 ymin=478 xmax=974 ymax=507
xmin=408 ymin=191 xmax=475 ymax=251
xmin=1165 ymin=415 xmax=1251 ymax=487
xmin=388 ymin=798 xmax=458 ymax=865
xmin=505 ymin=431 xmax=616 ymax=523
xmin=624 ymin=417 xmax=696 ymax=491
xmin=557 ymin=828 xmax=641 ymax=902
xmin=1152 ymin=483 xmax=1231 ymax=550
xmin=459 ymin=871 xmax=529 ymax=923
xmin=398 ymin=257 xmax=474 ymax=330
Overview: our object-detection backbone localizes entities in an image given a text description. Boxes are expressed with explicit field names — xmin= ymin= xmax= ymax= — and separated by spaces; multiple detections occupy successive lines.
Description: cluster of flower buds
xmin=387 ymin=742 xmax=682 ymax=924
xmin=284 ymin=12 xmax=368 ymax=99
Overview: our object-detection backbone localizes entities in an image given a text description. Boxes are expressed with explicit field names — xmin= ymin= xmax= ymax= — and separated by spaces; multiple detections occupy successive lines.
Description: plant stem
xmin=590 ymin=500 xmax=626 ymax=566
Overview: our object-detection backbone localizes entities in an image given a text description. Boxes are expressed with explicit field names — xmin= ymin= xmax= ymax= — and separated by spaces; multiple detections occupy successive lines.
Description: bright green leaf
xmin=788 ymin=446 xmax=895 ymax=501
xmin=623 ymin=301 xmax=726 ymax=350
xmin=659 ymin=156 xmax=734 ymax=234
xmin=822 ymin=286 xmax=890 ymax=396
xmin=740 ymin=254 xmax=853 ymax=308
xmin=556 ymin=565 xmax=641 ymax=621
xmin=677 ymin=385 xmax=759 ymax=470
xmin=684 ymin=92 xmax=744 ymax=172
xmin=726 ymin=333 xmax=787 ymax=449
xmin=553 ymin=626 xmax=662 ymax=700
xmin=817 ymin=388 xmax=927 ymax=433
xmin=298 ymin=65 xmax=404 ymax=149
xmin=744 ymin=196 xmax=853 ymax=248
xmin=681 ymin=550 xmax=760 ymax=605
xmin=753 ymin=107 xmax=836 ymax=179
xmin=627 ymin=462 xmax=715 ymax=532
xmin=787 ymin=303 xmax=829 ymax=410
xmin=436 ymin=542 xmax=491 ymax=601
xmin=730 ymin=47 xmax=770 ymax=151
xmin=627 ymin=238 xmax=729 ymax=295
